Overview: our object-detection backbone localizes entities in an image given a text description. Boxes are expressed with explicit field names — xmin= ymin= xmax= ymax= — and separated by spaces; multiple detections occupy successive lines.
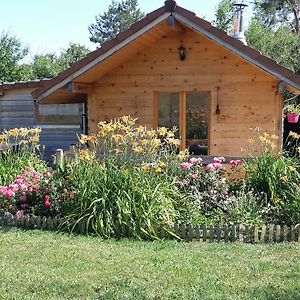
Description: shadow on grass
xmin=249 ymin=287 xmax=300 ymax=300
xmin=0 ymin=225 xmax=17 ymax=233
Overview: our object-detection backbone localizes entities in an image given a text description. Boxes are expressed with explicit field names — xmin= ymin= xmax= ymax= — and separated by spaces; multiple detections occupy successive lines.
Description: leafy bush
xmin=0 ymin=166 xmax=73 ymax=218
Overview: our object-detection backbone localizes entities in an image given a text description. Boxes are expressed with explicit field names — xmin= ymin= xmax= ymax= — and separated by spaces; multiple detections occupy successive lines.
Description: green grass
xmin=0 ymin=228 xmax=299 ymax=300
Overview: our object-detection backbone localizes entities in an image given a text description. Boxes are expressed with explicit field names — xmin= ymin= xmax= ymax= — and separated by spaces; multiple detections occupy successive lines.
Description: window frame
xmin=153 ymin=90 xmax=212 ymax=154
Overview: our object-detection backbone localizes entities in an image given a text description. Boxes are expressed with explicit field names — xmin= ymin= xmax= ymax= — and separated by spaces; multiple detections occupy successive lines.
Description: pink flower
xmin=19 ymin=184 xmax=28 ymax=192
xmin=205 ymin=163 xmax=223 ymax=172
xmin=189 ymin=157 xmax=202 ymax=165
xmin=44 ymin=195 xmax=52 ymax=208
xmin=213 ymin=163 xmax=223 ymax=170
xmin=16 ymin=178 xmax=23 ymax=185
xmin=44 ymin=171 xmax=52 ymax=178
xmin=21 ymin=203 xmax=27 ymax=209
xmin=212 ymin=157 xmax=225 ymax=164
xmin=180 ymin=179 xmax=190 ymax=187
xmin=229 ymin=160 xmax=243 ymax=166
xmin=7 ymin=205 xmax=13 ymax=209
xmin=9 ymin=184 xmax=19 ymax=192
xmin=191 ymin=173 xmax=199 ymax=180
xmin=205 ymin=163 xmax=216 ymax=172
xmin=20 ymin=195 xmax=27 ymax=201
xmin=16 ymin=210 xmax=24 ymax=218
xmin=180 ymin=162 xmax=193 ymax=169
xmin=5 ymin=190 xmax=15 ymax=200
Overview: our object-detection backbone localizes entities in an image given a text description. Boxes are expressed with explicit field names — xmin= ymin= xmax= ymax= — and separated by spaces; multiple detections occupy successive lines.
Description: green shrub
xmin=62 ymin=158 xmax=179 ymax=239
xmin=244 ymin=131 xmax=300 ymax=225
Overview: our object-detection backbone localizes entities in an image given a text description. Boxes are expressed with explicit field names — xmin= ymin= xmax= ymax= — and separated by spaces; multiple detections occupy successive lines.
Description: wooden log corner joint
xmin=67 ymin=82 xmax=94 ymax=94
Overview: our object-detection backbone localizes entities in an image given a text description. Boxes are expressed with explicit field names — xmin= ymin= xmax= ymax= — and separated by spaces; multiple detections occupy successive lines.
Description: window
xmin=154 ymin=91 xmax=210 ymax=155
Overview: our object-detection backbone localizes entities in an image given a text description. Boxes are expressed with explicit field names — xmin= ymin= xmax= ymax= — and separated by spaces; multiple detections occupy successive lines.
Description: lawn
xmin=0 ymin=228 xmax=299 ymax=300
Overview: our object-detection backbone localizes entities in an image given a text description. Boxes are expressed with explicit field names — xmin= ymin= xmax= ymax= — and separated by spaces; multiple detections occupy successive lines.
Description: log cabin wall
xmin=89 ymin=29 xmax=281 ymax=157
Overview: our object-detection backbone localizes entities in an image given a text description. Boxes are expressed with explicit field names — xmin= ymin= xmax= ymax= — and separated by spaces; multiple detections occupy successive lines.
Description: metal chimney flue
xmin=164 ymin=0 xmax=177 ymax=13
xmin=232 ymin=3 xmax=248 ymax=45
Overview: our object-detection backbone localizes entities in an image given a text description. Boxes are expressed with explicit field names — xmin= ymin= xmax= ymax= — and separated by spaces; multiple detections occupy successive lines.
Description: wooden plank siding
xmin=88 ymin=29 xmax=280 ymax=157
xmin=0 ymin=87 xmax=82 ymax=161
xmin=0 ymin=89 xmax=35 ymax=129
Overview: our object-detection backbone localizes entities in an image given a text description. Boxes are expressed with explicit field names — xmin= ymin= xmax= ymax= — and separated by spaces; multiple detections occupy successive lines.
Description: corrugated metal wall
xmin=0 ymin=87 xmax=83 ymax=162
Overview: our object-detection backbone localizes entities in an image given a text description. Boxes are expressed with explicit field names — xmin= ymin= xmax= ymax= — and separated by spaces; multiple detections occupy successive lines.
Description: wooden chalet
xmin=28 ymin=1 xmax=300 ymax=156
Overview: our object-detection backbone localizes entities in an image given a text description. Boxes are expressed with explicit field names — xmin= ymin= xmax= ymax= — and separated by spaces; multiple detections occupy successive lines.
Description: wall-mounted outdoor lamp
xmin=178 ymin=44 xmax=186 ymax=61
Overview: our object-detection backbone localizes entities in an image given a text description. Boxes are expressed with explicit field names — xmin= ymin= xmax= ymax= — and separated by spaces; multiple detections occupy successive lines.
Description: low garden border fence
xmin=1 ymin=211 xmax=299 ymax=243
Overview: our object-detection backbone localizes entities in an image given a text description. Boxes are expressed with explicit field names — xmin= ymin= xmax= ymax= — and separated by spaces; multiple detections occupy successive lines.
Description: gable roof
xmin=33 ymin=4 xmax=300 ymax=102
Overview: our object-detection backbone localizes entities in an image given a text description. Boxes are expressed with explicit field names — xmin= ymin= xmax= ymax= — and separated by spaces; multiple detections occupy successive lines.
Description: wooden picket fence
xmin=0 ymin=211 xmax=299 ymax=243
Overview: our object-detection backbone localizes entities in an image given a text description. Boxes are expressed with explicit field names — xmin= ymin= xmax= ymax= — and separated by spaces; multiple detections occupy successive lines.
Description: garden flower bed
xmin=0 ymin=117 xmax=299 ymax=241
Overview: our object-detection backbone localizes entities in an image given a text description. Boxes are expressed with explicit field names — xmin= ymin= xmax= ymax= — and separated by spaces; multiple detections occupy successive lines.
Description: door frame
xmin=153 ymin=90 xmax=212 ymax=154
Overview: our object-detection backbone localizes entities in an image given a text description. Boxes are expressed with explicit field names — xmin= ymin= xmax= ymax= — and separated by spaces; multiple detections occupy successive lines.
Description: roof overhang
xmin=32 ymin=5 xmax=300 ymax=104
xmin=175 ymin=12 xmax=300 ymax=93
xmin=34 ymin=10 xmax=170 ymax=103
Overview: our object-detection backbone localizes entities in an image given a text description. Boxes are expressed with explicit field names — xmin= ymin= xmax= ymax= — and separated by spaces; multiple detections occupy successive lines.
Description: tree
xmin=30 ymin=43 xmax=90 ymax=79
xmin=213 ymin=0 xmax=236 ymax=34
xmin=89 ymin=0 xmax=145 ymax=45
xmin=31 ymin=53 xmax=60 ymax=79
xmin=58 ymin=43 xmax=90 ymax=70
xmin=246 ymin=20 xmax=300 ymax=74
xmin=0 ymin=32 xmax=30 ymax=83
xmin=253 ymin=0 xmax=300 ymax=33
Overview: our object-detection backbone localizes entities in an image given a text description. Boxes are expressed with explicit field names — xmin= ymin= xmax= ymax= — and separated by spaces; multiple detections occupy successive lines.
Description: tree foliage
xmin=253 ymin=0 xmax=300 ymax=33
xmin=213 ymin=0 xmax=236 ymax=34
xmin=0 ymin=37 xmax=90 ymax=82
xmin=246 ymin=20 xmax=300 ymax=74
xmin=59 ymin=43 xmax=90 ymax=71
xmin=88 ymin=0 xmax=145 ymax=45
xmin=30 ymin=43 xmax=90 ymax=79
xmin=0 ymin=32 xmax=30 ymax=83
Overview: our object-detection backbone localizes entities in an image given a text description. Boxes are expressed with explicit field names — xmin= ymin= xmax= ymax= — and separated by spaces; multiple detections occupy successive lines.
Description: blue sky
xmin=0 ymin=0 xmax=224 ymax=60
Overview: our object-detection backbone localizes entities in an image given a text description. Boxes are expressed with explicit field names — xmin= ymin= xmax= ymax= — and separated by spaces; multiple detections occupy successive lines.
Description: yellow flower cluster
xmin=79 ymin=149 xmax=95 ymax=161
xmin=178 ymin=149 xmax=189 ymax=161
xmin=78 ymin=116 xmax=180 ymax=158
xmin=247 ymin=129 xmax=280 ymax=156
xmin=141 ymin=161 xmax=167 ymax=174
xmin=0 ymin=127 xmax=41 ymax=147
xmin=289 ymin=131 xmax=300 ymax=140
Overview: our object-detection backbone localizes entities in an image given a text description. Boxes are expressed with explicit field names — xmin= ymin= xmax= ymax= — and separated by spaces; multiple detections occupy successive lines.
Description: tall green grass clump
xmin=244 ymin=130 xmax=300 ymax=225
xmin=60 ymin=117 xmax=182 ymax=239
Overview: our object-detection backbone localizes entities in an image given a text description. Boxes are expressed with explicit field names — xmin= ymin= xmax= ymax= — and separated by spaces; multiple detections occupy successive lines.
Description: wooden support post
xmin=55 ymin=149 xmax=64 ymax=169
xmin=153 ymin=92 xmax=158 ymax=129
